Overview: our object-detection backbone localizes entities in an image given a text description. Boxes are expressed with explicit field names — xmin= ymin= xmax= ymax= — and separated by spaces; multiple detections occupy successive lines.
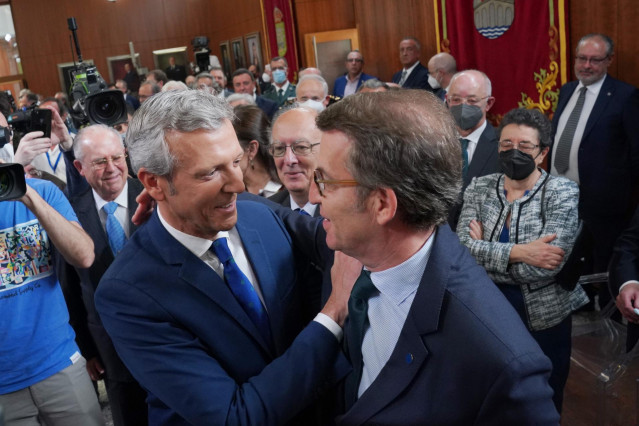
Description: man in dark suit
xmin=445 ymin=69 xmax=500 ymax=229
xmin=68 ymin=124 xmax=147 ymax=426
xmin=302 ymin=89 xmax=558 ymax=424
xmin=333 ymin=50 xmax=377 ymax=98
xmin=232 ymin=68 xmax=278 ymax=120
xmin=550 ymin=33 xmax=639 ymax=307
xmin=165 ymin=56 xmax=187 ymax=82
xmin=123 ymin=63 xmax=140 ymax=93
xmin=391 ymin=37 xmax=434 ymax=91
xmin=610 ymin=207 xmax=639 ymax=350
xmin=262 ymin=56 xmax=296 ymax=107
xmin=115 ymin=79 xmax=140 ymax=110
xmin=94 ymin=90 xmax=351 ymax=425
xmin=210 ymin=67 xmax=233 ymax=98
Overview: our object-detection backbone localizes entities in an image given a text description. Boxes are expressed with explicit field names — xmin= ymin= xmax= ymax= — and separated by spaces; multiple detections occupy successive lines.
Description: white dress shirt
xmin=551 ymin=75 xmax=607 ymax=184
xmin=358 ymin=230 xmax=435 ymax=397
xmin=463 ymin=120 xmax=487 ymax=165
xmin=290 ymin=197 xmax=318 ymax=216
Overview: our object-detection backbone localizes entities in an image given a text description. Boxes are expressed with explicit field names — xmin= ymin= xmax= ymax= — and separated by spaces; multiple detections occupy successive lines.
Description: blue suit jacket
xmin=332 ymin=73 xmax=377 ymax=97
xmin=392 ymin=62 xmax=434 ymax=91
xmin=95 ymin=200 xmax=349 ymax=425
xmin=551 ymin=75 xmax=639 ymax=223
xmin=335 ymin=225 xmax=558 ymax=425
xmin=255 ymin=95 xmax=278 ymax=120
xmin=264 ymin=197 xmax=558 ymax=424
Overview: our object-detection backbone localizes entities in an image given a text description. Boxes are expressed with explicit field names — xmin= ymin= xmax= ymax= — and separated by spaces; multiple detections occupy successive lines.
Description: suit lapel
xmin=73 ymin=188 xmax=113 ymax=263
xmin=465 ymin=124 xmax=497 ymax=187
xmin=583 ymin=76 xmax=615 ymax=140
xmin=341 ymin=226 xmax=451 ymax=424
xmin=148 ymin=212 xmax=274 ymax=355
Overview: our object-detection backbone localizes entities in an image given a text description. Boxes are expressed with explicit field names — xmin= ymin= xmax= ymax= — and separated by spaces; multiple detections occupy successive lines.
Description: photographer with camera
xmin=0 ymin=110 xmax=103 ymax=424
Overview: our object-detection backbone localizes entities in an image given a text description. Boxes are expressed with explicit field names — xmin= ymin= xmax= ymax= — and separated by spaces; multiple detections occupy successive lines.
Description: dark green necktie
xmin=460 ymin=138 xmax=470 ymax=178
xmin=344 ymin=269 xmax=378 ymax=407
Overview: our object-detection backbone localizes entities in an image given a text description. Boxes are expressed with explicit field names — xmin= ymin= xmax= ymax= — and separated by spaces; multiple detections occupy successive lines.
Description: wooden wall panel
xmin=354 ymin=0 xmax=435 ymax=82
xmin=10 ymin=0 xmax=264 ymax=96
xmin=293 ymin=0 xmax=355 ymax=68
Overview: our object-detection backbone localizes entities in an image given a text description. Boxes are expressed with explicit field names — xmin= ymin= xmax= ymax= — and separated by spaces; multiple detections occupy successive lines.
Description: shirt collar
xmin=577 ymin=73 xmax=606 ymax=96
xmin=273 ymin=80 xmax=290 ymax=92
xmin=403 ymin=61 xmax=420 ymax=74
xmin=368 ymin=229 xmax=436 ymax=306
xmin=464 ymin=120 xmax=487 ymax=144
xmin=93 ymin=181 xmax=129 ymax=212
xmin=290 ymin=196 xmax=318 ymax=216
xmin=157 ymin=207 xmax=230 ymax=258
xmin=347 ymin=72 xmax=363 ymax=83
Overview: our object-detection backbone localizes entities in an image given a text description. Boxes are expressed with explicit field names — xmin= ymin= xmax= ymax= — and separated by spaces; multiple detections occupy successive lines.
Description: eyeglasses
xmin=575 ymin=55 xmax=609 ymax=65
xmin=313 ymin=170 xmax=358 ymax=197
xmin=268 ymin=141 xmax=319 ymax=157
xmin=90 ymin=153 xmax=127 ymax=170
xmin=447 ymin=95 xmax=490 ymax=106
xmin=499 ymin=140 xmax=539 ymax=153
xmin=346 ymin=58 xmax=363 ymax=63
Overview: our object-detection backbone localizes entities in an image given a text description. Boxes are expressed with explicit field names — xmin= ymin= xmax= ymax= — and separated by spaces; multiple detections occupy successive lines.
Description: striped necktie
xmin=103 ymin=201 xmax=126 ymax=256
xmin=554 ymin=87 xmax=587 ymax=174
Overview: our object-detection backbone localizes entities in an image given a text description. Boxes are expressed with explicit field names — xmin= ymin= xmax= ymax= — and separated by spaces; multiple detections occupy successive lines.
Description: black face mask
xmin=499 ymin=149 xmax=537 ymax=180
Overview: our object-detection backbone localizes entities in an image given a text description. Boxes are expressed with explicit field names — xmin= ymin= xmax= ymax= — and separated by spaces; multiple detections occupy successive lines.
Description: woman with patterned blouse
xmin=457 ymin=108 xmax=588 ymax=414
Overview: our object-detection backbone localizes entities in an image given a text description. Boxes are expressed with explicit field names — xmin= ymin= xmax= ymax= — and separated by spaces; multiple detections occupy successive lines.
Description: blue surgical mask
xmin=273 ymin=69 xmax=287 ymax=84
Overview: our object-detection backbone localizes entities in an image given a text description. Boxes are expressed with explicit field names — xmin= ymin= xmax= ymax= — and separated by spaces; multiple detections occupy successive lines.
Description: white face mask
xmin=300 ymin=99 xmax=326 ymax=113
xmin=428 ymin=73 xmax=440 ymax=89
xmin=262 ymin=73 xmax=271 ymax=83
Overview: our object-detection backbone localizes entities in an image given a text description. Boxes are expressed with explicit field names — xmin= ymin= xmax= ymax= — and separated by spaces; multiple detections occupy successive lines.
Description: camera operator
xmin=0 ymin=111 xmax=102 ymax=423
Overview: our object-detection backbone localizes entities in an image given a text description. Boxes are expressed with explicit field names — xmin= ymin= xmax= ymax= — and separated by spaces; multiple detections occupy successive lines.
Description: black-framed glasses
xmin=268 ymin=141 xmax=319 ymax=157
xmin=499 ymin=140 xmax=539 ymax=154
xmin=90 ymin=153 xmax=127 ymax=170
xmin=575 ymin=55 xmax=609 ymax=65
xmin=313 ymin=170 xmax=358 ymax=197
xmin=346 ymin=58 xmax=363 ymax=63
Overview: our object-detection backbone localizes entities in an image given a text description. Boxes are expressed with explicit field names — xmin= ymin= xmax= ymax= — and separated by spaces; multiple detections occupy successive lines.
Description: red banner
xmin=435 ymin=0 xmax=570 ymax=123
xmin=261 ymin=0 xmax=299 ymax=81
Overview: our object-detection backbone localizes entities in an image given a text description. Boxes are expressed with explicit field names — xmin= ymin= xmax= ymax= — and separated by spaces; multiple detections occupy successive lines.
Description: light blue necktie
xmin=211 ymin=237 xmax=272 ymax=346
xmin=103 ymin=201 xmax=127 ymax=256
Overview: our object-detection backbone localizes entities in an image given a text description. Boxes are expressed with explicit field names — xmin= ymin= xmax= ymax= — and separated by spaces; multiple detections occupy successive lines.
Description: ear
xmin=73 ymin=159 xmax=85 ymax=176
xmin=536 ymin=146 xmax=550 ymax=165
xmin=485 ymin=96 xmax=496 ymax=112
xmin=247 ymin=140 xmax=259 ymax=160
xmin=323 ymin=96 xmax=330 ymax=107
xmin=138 ymin=168 xmax=167 ymax=202
xmin=371 ymin=187 xmax=398 ymax=226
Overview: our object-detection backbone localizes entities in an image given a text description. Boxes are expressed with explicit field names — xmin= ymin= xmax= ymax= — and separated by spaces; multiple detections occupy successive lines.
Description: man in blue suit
xmin=550 ymin=33 xmax=639 ymax=307
xmin=304 ymin=89 xmax=558 ymax=424
xmin=233 ymin=68 xmax=278 ymax=120
xmin=94 ymin=90 xmax=351 ymax=425
xmin=391 ymin=37 xmax=434 ymax=92
xmin=333 ymin=50 xmax=377 ymax=98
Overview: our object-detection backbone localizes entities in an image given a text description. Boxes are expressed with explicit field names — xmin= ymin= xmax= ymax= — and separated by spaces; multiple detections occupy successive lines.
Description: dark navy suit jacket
xmin=333 ymin=72 xmax=377 ymax=97
xmin=551 ymin=75 xmax=639 ymax=269
xmin=392 ymin=62 xmax=434 ymax=91
xmin=271 ymin=202 xmax=559 ymax=424
xmin=255 ymin=95 xmax=278 ymax=120
xmin=95 ymin=200 xmax=349 ymax=425
xmin=448 ymin=123 xmax=500 ymax=229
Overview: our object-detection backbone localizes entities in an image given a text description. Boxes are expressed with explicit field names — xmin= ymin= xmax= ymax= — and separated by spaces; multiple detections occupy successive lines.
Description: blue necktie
xmin=211 ymin=238 xmax=272 ymax=345
xmin=294 ymin=207 xmax=310 ymax=216
xmin=344 ymin=269 xmax=378 ymax=406
xmin=103 ymin=201 xmax=126 ymax=256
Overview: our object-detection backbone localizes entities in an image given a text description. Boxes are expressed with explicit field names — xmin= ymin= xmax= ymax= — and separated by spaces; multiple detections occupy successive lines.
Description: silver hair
xmin=226 ymin=93 xmax=255 ymax=105
xmin=297 ymin=74 xmax=329 ymax=98
xmin=449 ymin=69 xmax=492 ymax=97
xmin=162 ymin=81 xmax=189 ymax=92
xmin=401 ymin=36 xmax=421 ymax=51
xmin=73 ymin=124 xmax=124 ymax=161
xmin=577 ymin=33 xmax=614 ymax=57
xmin=126 ymin=90 xmax=233 ymax=177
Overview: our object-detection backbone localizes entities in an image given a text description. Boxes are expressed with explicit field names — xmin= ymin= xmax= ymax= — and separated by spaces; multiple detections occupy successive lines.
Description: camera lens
xmin=85 ymin=89 xmax=127 ymax=126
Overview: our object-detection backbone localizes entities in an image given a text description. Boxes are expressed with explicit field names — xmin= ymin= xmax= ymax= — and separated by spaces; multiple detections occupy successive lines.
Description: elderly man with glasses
xmin=445 ymin=69 xmax=501 ymax=229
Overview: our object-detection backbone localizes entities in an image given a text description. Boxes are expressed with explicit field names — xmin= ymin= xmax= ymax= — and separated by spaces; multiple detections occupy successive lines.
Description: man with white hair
xmin=427 ymin=52 xmax=457 ymax=100
xmin=295 ymin=74 xmax=330 ymax=112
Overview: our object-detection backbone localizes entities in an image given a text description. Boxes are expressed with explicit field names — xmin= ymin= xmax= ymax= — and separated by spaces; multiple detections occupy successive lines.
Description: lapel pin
xmin=607 ymin=92 xmax=612 ymax=96
xmin=405 ymin=353 xmax=414 ymax=364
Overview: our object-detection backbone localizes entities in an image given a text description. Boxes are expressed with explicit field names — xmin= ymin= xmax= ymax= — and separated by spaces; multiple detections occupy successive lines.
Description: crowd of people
xmin=1 ymin=31 xmax=638 ymax=425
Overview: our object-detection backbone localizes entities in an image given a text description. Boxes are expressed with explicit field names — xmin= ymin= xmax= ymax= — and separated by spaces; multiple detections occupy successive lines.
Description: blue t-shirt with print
xmin=0 ymin=178 xmax=81 ymax=394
